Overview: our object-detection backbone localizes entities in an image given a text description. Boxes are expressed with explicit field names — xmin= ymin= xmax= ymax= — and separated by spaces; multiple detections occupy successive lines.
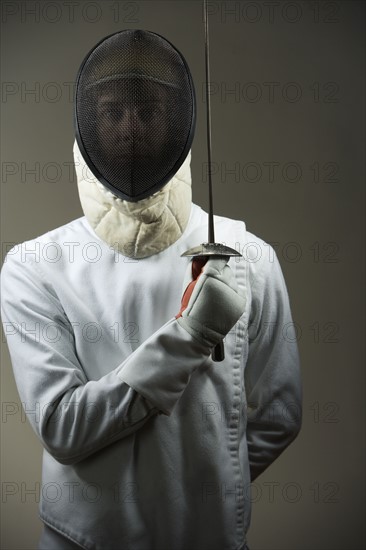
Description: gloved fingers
xmin=180 ymin=256 xmax=214 ymax=292
xmin=184 ymin=262 xmax=241 ymax=312
xmin=221 ymin=265 xmax=242 ymax=295
xmin=187 ymin=258 xmax=239 ymax=297
xmin=182 ymin=257 xmax=229 ymax=290
xmin=201 ymin=260 xmax=241 ymax=294
xmin=176 ymin=254 xmax=247 ymax=346
xmin=202 ymin=257 xmax=229 ymax=275
xmin=178 ymin=256 xmax=240 ymax=320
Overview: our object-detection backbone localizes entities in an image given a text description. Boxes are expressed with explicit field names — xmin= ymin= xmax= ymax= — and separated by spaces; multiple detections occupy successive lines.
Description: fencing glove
xmin=176 ymin=257 xmax=246 ymax=348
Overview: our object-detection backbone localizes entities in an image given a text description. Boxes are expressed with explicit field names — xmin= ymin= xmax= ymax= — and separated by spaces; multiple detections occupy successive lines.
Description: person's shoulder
xmin=244 ymin=229 xmax=277 ymax=259
xmin=1 ymin=216 xmax=87 ymax=270
xmin=31 ymin=216 xmax=87 ymax=246
xmin=212 ymin=210 xmax=274 ymax=254
xmin=192 ymin=204 xmax=277 ymax=264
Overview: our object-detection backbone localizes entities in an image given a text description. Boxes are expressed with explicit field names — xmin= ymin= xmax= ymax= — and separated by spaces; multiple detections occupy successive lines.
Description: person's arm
xmin=244 ymin=246 xmax=302 ymax=482
xmin=0 ymin=248 xmax=212 ymax=466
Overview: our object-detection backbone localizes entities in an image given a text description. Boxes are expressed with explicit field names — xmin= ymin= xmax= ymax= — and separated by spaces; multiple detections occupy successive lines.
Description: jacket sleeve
xmin=244 ymin=246 xmax=302 ymax=481
xmin=0 ymin=249 xmax=212 ymax=466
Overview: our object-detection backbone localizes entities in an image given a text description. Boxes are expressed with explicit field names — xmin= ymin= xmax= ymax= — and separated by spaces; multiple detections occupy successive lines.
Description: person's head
xmin=75 ymin=29 xmax=195 ymax=201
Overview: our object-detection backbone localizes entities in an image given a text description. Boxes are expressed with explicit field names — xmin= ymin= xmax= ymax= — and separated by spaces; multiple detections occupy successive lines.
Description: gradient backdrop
xmin=1 ymin=1 xmax=365 ymax=549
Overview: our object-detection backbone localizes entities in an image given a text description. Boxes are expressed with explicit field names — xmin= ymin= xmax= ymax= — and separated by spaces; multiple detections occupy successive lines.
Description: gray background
xmin=1 ymin=1 xmax=365 ymax=549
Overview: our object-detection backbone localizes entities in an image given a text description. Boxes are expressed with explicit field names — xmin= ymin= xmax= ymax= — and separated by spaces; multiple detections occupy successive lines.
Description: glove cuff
xmin=176 ymin=315 xmax=222 ymax=348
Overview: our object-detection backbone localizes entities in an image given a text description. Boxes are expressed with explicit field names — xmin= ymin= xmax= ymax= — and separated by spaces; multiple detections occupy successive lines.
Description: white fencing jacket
xmin=1 ymin=202 xmax=302 ymax=550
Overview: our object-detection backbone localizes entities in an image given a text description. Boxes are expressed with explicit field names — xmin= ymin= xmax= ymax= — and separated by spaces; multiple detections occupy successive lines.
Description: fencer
xmin=1 ymin=30 xmax=302 ymax=550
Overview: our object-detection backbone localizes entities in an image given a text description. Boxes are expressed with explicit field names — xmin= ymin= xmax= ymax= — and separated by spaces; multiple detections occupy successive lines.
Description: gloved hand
xmin=176 ymin=257 xmax=246 ymax=348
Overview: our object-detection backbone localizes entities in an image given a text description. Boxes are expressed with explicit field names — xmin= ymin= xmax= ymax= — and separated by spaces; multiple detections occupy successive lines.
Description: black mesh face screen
xmin=75 ymin=30 xmax=196 ymax=201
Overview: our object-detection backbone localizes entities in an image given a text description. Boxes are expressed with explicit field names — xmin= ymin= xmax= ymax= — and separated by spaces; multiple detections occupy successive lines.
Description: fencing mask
xmin=74 ymin=29 xmax=196 ymax=202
